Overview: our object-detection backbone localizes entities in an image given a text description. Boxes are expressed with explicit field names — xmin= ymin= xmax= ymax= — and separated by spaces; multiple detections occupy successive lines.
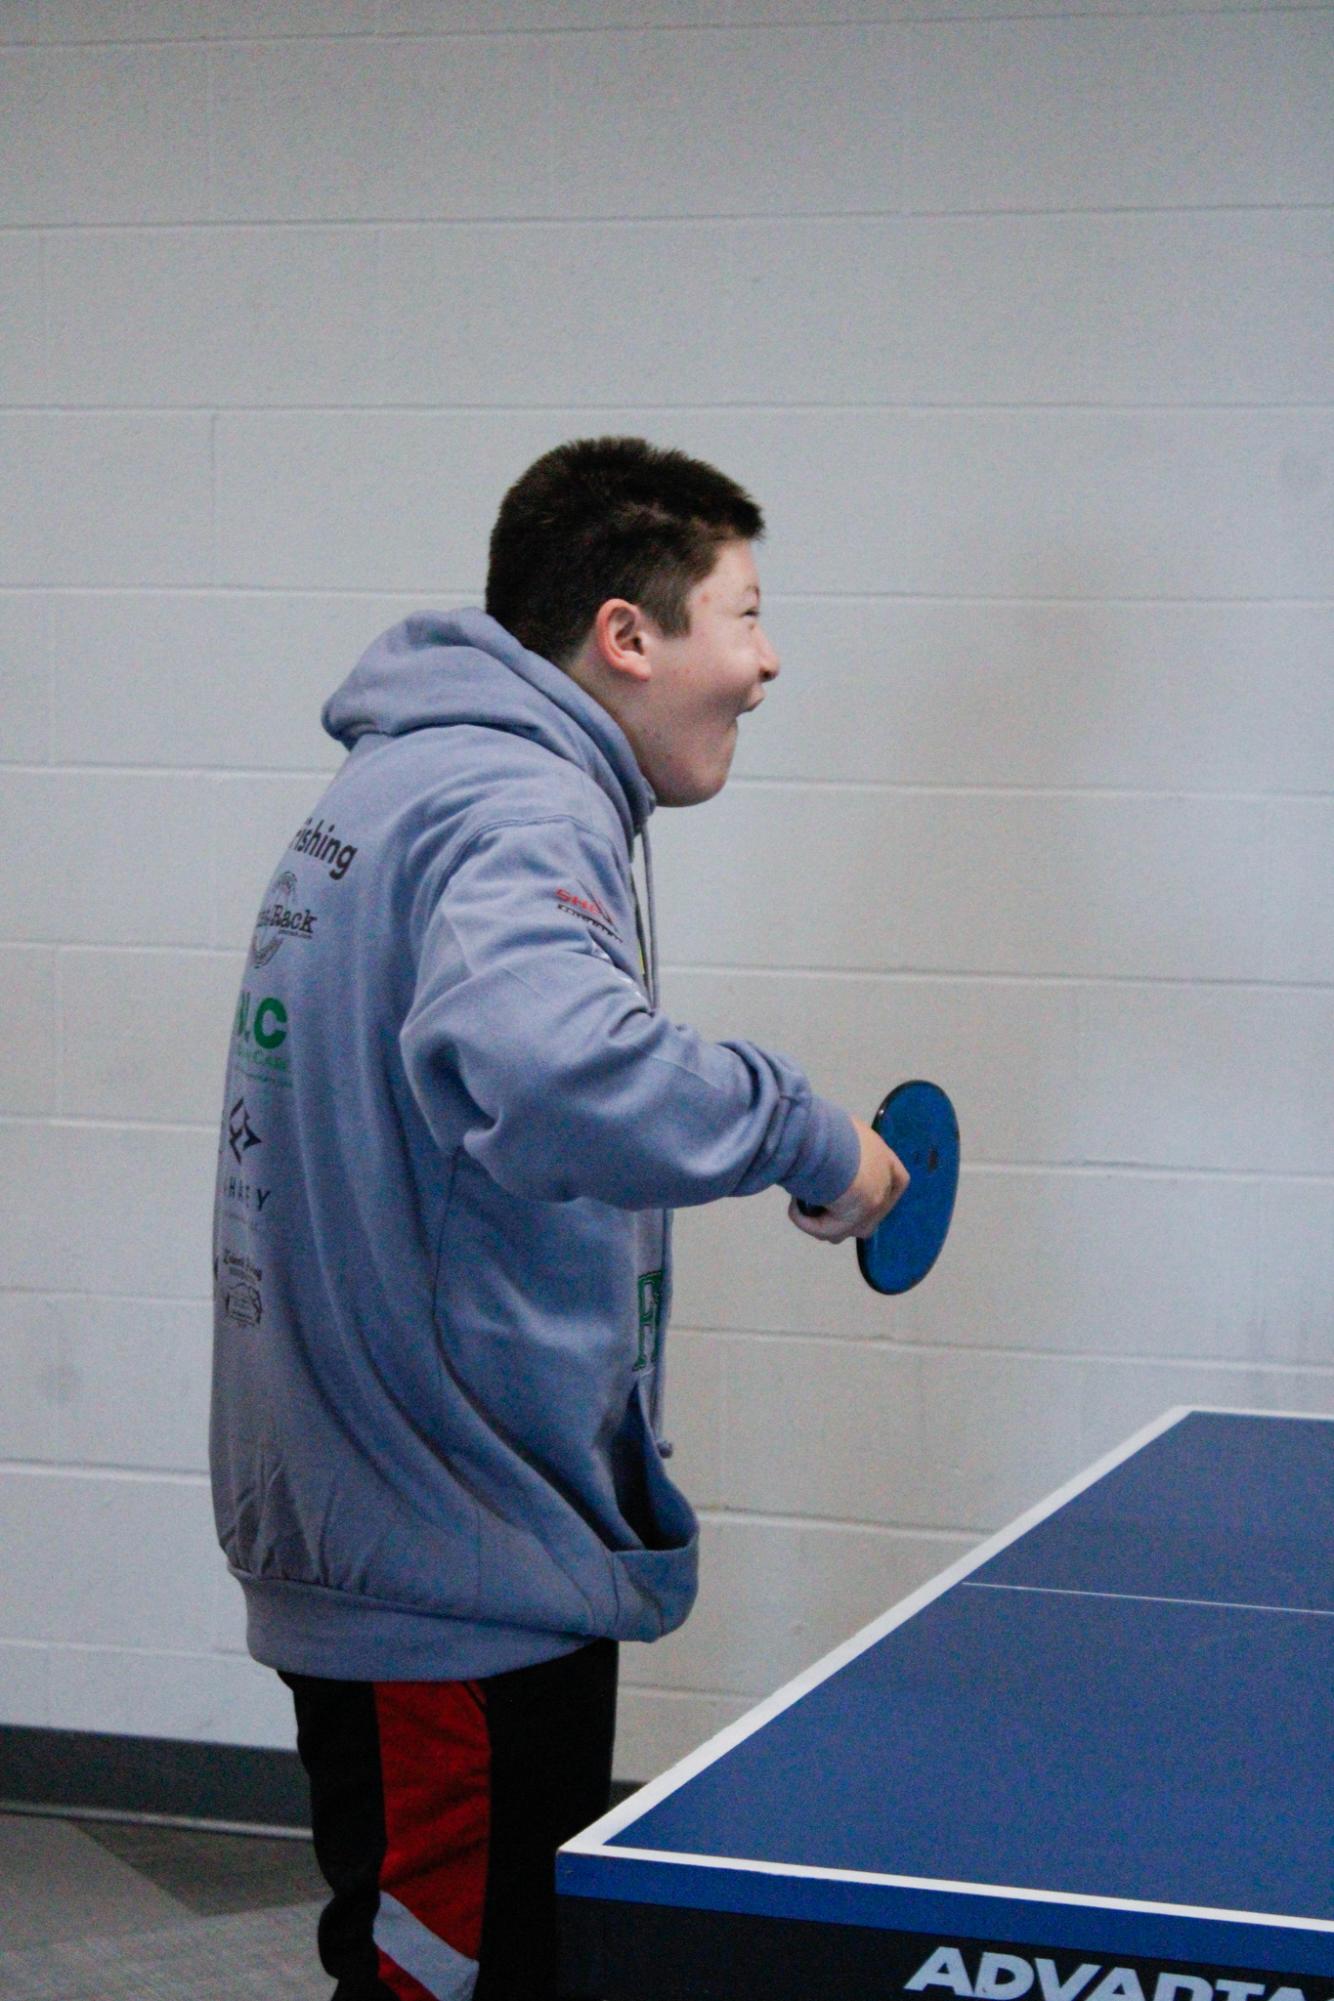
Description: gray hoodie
xmin=210 ymin=610 xmax=860 ymax=1680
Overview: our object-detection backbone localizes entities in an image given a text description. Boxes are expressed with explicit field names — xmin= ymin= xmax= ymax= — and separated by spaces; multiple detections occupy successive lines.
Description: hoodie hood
xmin=322 ymin=607 xmax=655 ymax=845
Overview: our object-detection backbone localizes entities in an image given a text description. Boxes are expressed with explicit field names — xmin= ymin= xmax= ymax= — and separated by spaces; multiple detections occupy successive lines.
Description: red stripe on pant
xmin=373 ymin=1679 xmax=490 ymax=1999
xmin=378 ymin=1967 xmax=439 ymax=2001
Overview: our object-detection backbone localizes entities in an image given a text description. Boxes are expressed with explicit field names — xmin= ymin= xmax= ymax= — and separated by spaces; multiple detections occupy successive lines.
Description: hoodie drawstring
xmin=633 ymin=824 xmax=672 ymax=1459
xmin=641 ymin=820 xmax=660 ymax=1011
xmin=632 ymin=821 xmax=659 ymax=1010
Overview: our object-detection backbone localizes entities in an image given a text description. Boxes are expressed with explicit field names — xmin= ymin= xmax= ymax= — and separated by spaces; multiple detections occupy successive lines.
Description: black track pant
xmin=282 ymin=1640 xmax=618 ymax=2001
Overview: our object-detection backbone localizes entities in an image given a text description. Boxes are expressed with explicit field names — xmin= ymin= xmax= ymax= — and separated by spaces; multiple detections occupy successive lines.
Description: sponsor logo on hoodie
xmin=233 ymin=989 xmax=291 ymax=1087
xmin=218 ymin=1247 xmax=264 ymax=1328
xmin=251 ymin=871 xmax=317 ymax=968
xmin=223 ymin=1096 xmax=271 ymax=1216
xmin=291 ymin=816 xmax=358 ymax=881
xmin=227 ymin=1096 xmax=262 ymax=1165
xmin=555 ymin=885 xmax=621 ymax=943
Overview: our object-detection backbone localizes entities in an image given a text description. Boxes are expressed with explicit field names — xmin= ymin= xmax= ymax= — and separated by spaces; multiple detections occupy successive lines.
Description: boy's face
xmin=632 ymin=539 xmax=780 ymax=806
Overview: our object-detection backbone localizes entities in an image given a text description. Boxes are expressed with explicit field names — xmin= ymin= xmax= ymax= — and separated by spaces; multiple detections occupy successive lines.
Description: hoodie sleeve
xmin=399 ymin=815 xmax=860 ymax=1210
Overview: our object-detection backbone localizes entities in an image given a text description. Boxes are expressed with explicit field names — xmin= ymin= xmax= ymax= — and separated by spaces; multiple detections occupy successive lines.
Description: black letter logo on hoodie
xmin=251 ymin=871 xmax=318 ymax=968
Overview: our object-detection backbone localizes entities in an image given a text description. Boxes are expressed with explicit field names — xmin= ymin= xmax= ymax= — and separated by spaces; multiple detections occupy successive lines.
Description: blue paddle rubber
xmin=858 ymin=1079 xmax=960 ymax=1295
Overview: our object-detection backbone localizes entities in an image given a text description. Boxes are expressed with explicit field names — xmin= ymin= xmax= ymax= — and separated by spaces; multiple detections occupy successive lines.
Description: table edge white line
xmin=561 ymin=1843 xmax=1334 ymax=1937
xmin=961 ymin=1580 xmax=1334 ymax=1619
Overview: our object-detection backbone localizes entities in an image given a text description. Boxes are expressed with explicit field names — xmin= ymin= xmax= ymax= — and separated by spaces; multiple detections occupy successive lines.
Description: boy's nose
xmin=758 ymin=628 xmax=780 ymax=679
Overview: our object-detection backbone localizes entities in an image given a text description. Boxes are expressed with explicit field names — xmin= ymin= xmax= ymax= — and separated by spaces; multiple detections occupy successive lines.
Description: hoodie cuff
xmin=782 ymin=1096 xmax=861 ymax=1209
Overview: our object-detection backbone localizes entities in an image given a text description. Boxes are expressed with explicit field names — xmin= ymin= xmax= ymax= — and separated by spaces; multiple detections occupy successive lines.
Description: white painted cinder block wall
xmin=1 ymin=0 xmax=1331 ymax=1784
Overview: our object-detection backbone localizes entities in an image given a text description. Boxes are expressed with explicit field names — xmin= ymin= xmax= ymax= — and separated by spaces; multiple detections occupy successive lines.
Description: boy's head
xmin=486 ymin=435 xmax=765 ymax=670
xmin=486 ymin=437 xmax=779 ymax=806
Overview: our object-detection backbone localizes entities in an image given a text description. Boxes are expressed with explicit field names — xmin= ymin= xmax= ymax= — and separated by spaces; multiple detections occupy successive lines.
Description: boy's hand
xmin=788 ymin=1118 xmax=909 ymax=1245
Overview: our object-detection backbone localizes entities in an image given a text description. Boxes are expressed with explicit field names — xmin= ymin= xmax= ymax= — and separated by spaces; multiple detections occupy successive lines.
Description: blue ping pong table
xmin=559 ymin=1407 xmax=1334 ymax=1996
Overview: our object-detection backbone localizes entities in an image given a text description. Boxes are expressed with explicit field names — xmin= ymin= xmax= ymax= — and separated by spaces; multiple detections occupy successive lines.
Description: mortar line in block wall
xmin=5 ymin=394 xmax=1334 ymax=413
xmin=1 ymin=585 xmax=1328 ymax=608
xmin=661 ymin=965 xmax=1334 ymax=994
xmin=0 ymin=1462 xmax=210 ymax=1485
xmin=2 ymin=3 xmax=1333 ymax=44
xmin=4 ymin=198 xmax=1334 ymax=234
xmin=674 ymin=1333 xmax=1334 ymax=1376
xmin=3 ymin=761 xmax=1334 ymax=807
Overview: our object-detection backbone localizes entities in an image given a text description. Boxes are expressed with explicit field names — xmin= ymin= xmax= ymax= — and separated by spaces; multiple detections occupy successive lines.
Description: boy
xmin=211 ymin=437 xmax=905 ymax=2001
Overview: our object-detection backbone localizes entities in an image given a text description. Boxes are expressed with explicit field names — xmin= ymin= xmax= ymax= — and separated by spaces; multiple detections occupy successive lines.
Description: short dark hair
xmin=485 ymin=436 xmax=764 ymax=668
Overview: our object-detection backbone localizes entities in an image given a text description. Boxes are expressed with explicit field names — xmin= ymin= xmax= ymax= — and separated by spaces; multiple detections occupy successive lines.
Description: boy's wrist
xmin=782 ymin=1098 xmax=861 ymax=1210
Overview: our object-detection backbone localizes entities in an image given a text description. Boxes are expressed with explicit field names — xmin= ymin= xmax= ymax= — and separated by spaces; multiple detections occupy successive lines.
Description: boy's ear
xmin=594 ymin=599 xmax=654 ymax=682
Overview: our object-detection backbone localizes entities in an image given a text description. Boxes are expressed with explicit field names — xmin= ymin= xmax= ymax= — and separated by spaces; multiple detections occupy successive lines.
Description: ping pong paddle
xmin=799 ymin=1079 xmax=959 ymax=1295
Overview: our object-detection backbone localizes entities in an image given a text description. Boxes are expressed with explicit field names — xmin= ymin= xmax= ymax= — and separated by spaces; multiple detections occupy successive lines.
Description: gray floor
xmin=0 ymin=1811 xmax=329 ymax=1999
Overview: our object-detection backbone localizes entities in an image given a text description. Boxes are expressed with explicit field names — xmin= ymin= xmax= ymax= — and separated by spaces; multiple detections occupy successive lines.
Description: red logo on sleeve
xmin=555 ymin=887 xmax=622 ymax=943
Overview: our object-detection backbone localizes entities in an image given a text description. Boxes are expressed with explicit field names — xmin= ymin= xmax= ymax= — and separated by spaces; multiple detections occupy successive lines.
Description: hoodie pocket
xmin=607 ymin=1385 xmax=700 ymax=1639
